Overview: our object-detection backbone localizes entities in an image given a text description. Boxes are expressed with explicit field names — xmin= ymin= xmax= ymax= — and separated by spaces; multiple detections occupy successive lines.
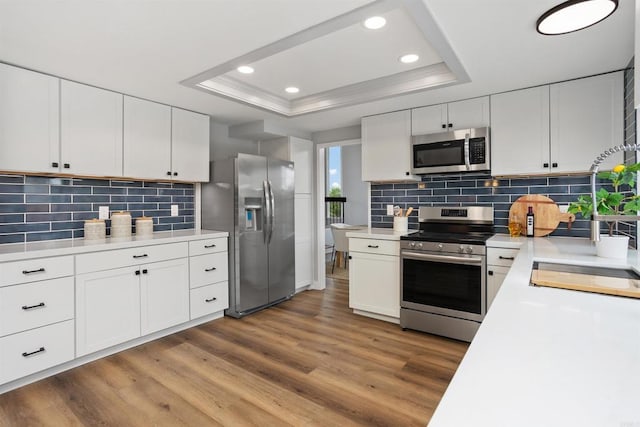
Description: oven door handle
xmin=402 ymin=251 xmax=483 ymax=266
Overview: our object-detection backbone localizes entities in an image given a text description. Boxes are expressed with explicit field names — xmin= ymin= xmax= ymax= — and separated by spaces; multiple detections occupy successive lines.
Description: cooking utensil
xmin=405 ymin=207 xmax=414 ymax=217
xmin=508 ymin=195 xmax=574 ymax=237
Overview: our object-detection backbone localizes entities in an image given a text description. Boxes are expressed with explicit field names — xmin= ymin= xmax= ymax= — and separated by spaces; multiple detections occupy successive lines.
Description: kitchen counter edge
xmin=345 ymin=227 xmax=417 ymax=241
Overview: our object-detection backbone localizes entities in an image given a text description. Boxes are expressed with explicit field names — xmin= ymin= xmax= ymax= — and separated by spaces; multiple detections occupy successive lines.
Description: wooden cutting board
xmin=508 ymin=195 xmax=575 ymax=237
xmin=531 ymin=269 xmax=640 ymax=299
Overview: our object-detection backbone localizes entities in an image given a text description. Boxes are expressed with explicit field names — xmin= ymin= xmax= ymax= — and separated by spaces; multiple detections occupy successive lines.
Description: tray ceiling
xmin=182 ymin=0 xmax=468 ymax=117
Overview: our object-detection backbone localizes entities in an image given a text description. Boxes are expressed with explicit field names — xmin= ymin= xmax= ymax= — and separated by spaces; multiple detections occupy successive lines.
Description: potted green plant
xmin=568 ymin=162 xmax=640 ymax=258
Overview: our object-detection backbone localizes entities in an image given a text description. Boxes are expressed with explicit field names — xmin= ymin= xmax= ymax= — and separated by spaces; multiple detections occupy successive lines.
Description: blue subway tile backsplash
xmin=0 ymin=174 xmax=195 ymax=244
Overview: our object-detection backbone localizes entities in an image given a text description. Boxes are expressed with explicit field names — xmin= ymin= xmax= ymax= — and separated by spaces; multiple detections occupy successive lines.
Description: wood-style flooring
xmin=0 ymin=278 xmax=468 ymax=426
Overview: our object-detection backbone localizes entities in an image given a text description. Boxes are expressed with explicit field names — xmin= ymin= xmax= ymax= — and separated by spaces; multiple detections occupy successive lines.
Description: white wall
xmin=341 ymin=144 xmax=368 ymax=225
xmin=210 ymin=121 xmax=259 ymax=161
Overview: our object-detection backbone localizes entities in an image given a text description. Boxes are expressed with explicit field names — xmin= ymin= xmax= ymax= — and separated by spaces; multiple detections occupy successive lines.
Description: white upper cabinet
xmin=362 ymin=110 xmax=418 ymax=182
xmin=0 ymin=63 xmax=60 ymax=173
xmin=491 ymin=86 xmax=551 ymax=176
xmin=289 ymin=137 xmax=314 ymax=194
xmin=171 ymin=107 xmax=210 ymax=182
xmin=412 ymin=97 xmax=490 ymax=135
xmin=550 ymin=72 xmax=623 ymax=173
xmin=491 ymin=72 xmax=623 ymax=176
xmin=123 ymin=96 xmax=172 ymax=180
xmin=61 ymin=80 xmax=123 ymax=177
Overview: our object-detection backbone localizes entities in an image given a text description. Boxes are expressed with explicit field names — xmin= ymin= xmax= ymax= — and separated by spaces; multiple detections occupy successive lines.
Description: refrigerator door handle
xmin=263 ymin=180 xmax=271 ymax=244
xmin=267 ymin=180 xmax=275 ymax=244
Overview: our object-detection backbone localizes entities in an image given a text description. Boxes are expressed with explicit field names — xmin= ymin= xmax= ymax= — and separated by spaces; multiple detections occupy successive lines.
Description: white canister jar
xmin=110 ymin=211 xmax=132 ymax=238
xmin=135 ymin=216 xmax=154 ymax=238
xmin=84 ymin=219 xmax=106 ymax=240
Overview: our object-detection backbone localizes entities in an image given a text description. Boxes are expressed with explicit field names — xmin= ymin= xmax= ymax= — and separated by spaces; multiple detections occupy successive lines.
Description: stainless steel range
xmin=400 ymin=206 xmax=494 ymax=342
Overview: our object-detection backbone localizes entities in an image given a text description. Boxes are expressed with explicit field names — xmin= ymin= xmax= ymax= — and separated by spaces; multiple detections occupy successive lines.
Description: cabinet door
xmin=76 ymin=266 xmax=140 ymax=356
xmin=61 ymin=80 xmax=123 ymax=177
xmin=491 ymin=86 xmax=550 ymax=176
xmin=171 ymin=107 xmax=210 ymax=182
xmin=411 ymin=104 xmax=447 ymax=134
xmin=348 ymin=251 xmax=399 ymax=318
xmin=362 ymin=110 xmax=417 ymax=182
xmin=290 ymin=137 xmax=314 ymax=194
xmin=447 ymin=97 xmax=490 ymax=130
xmin=123 ymin=96 xmax=171 ymax=180
xmin=487 ymin=265 xmax=509 ymax=310
xmin=140 ymin=258 xmax=189 ymax=335
xmin=0 ymin=63 xmax=60 ymax=173
xmin=294 ymin=194 xmax=313 ymax=290
xmin=550 ymin=72 xmax=624 ymax=173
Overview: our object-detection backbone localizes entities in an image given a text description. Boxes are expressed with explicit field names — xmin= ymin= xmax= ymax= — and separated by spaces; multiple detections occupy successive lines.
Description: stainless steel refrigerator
xmin=201 ymin=153 xmax=295 ymax=318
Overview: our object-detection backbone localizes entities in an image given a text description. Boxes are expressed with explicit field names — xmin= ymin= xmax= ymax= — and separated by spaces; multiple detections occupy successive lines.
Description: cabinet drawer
xmin=487 ymin=248 xmax=519 ymax=267
xmin=0 ymin=256 xmax=74 ymax=287
xmin=76 ymin=242 xmax=188 ymax=274
xmin=0 ymin=276 xmax=74 ymax=337
xmin=189 ymin=252 xmax=228 ymax=289
xmin=349 ymin=238 xmax=399 ymax=256
xmin=190 ymin=282 xmax=229 ymax=319
xmin=189 ymin=237 xmax=228 ymax=256
xmin=0 ymin=320 xmax=75 ymax=385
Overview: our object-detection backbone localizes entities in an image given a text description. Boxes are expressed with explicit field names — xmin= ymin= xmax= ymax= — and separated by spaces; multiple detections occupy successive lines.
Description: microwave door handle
xmin=464 ymin=133 xmax=471 ymax=170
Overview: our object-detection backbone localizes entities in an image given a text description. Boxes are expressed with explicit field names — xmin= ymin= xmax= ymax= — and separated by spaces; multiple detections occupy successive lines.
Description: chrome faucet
xmin=589 ymin=144 xmax=639 ymax=242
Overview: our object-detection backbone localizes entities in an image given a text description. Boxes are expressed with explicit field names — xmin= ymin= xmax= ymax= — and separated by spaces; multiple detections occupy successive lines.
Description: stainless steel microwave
xmin=411 ymin=127 xmax=490 ymax=174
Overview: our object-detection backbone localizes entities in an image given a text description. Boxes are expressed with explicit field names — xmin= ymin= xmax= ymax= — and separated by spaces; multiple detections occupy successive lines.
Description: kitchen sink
xmin=532 ymin=262 xmax=640 ymax=279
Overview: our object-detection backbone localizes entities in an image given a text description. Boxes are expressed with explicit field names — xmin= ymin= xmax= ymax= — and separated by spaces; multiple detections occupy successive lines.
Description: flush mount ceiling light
xmin=237 ymin=65 xmax=254 ymax=74
xmin=363 ymin=16 xmax=386 ymax=30
xmin=399 ymin=53 xmax=419 ymax=64
xmin=536 ymin=0 xmax=618 ymax=35
xmin=285 ymin=86 xmax=300 ymax=94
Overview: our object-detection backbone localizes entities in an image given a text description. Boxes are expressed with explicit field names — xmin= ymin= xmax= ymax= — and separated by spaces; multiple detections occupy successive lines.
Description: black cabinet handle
xmin=133 ymin=254 xmax=148 ymax=259
xmin=22 ymin=267 xmax=45 ymax=275
xmin=488 ymin=270 xmax=494 ymax=276
xmin=552 ymin=163 xmax=558 ymax=168
xmin=22 ymin=302 xmax=45 ymax=310
xmin=173 ymin=172 xmax=178 ymax=176
xmin=204 ymin=244 xmax=216 ymax=248
xmin=135 ymin=270 xmax=141 ymax=275
xmin=348 ymin=255 xmax=352 ymax=259
xmin=405 ymin=171 xmax=410 ymax=176
xmin=441 ymin=124 xmax=446 ymax=129
xmin=367 ymin=245 xmax=379 ymax=248
xmin=51 ymin=162 xmax=59 ymax=168
xmin=142 ymin=269 xmax=148 ymax=274
xmin=543 ymin=163 xmax=549 ymax=168
xmin=22 ymin=347 xmax=45 ymax=357
xmin=63 ymin=163 xmax=70 ymax=169
xmin=499 ymin=256 xmax=515 ymax=260
xmin=204 ymin=267 xmax=217 ymax=272
xmin=205 ymin=297 xmax=217 ymax=303
xmin=448 ymin=123 xmax=453 ymax=128
xmin=166 ymin=171 xmax=172 ymax=176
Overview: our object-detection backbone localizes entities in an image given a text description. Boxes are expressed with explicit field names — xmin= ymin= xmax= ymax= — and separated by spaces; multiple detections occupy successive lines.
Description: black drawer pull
xmin=142 ymin=269 xmax=148 ymax=274
xmin=166 ymin=171 xmax=172 ymax=176
xmin=63 ymin=163 xmax=70 ymax=169
xmin=133 ymin=254 xmax=148 ymax=259
xmin=543 ymin=163 xmax=549 ymax=168
xmin=205 ymin=267 xmax=217 ymax=272
xmin=205 ymin=297 xmax=217 ymax=303
xmin=22 ymin=347 xmax=45 ymax=357
xmin=22 ymin=267 xmax=45 ymax=275
xmin=552 ymin=162 xmax=558 ymax=168
xmin=498 ymin=256 xmax=515 ymax=260
xmin=135 ymin=270 xmax=141 ymax=276
xmin=22 ymin=302 xmax=45 ymax=311
xmin=51 ymin=162 xmax=59 ymax=168
xmin=173 ymin=172 xmax=178 ymax=176
xmin=488 ymin=270 xmax=494 ymax=276
xmin=367 ymin=245 xmax=379 ymax=248
xmin=204 ymin=244 xmax=216 ymax=248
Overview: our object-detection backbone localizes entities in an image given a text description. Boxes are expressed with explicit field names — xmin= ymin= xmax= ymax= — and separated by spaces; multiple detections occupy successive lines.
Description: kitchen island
xmin=429 ymin=236 xmax=640 ymax=426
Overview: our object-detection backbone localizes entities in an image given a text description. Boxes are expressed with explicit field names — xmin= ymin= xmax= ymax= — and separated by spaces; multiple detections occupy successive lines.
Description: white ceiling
xmin=0 ymin=0 xmax=634 ymax=136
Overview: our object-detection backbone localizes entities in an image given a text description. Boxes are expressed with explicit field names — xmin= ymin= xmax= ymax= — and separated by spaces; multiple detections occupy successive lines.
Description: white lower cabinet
xmin=76 ymin=266 xmax=142 ymax=356
xmin=140 ymin=258 xmax=189 ymax=335
xmin=0 ymin=320 xmax=75 ymax=384
xmin=486 ymin=246 xmax=520 ymax=309
xmin=348 ymin=238 xmax=400 ymax=320
xmin=190 ymin=281 xmax=229 ymax=319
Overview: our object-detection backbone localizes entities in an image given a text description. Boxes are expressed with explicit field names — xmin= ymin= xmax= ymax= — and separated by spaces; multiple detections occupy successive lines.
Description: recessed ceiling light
xmin=536 ymin=0 xmax=618 ymax=35
xmin=237 ymin=65 xmax=254 ymax=74
xmin=399 ymin=54 xmax=419 ymax=64
xmin=285 ymin=87 xmax=300 ymax=94
xmin=363 ymin=16 xmax=386 ymax=30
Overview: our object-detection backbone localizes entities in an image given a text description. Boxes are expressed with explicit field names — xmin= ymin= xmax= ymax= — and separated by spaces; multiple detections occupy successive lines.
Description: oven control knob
xmin=437 ymin=243 xmax=443 ymax=250
xmin=458 ymin=245 xmax=464 ymax=253
xmin=417 ymin=243 xmax=423 ymax=249
xmin=409 ymin=242 xmax=416 ymax=248
xmin=465 ymin=246 xmax=473 ymax=254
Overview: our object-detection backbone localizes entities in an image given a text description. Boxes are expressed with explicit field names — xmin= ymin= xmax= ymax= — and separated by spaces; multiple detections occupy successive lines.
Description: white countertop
xmin=345 ymin=227 xmax=417 ymax=241
xmin=0 ymin=229 xmax=228 ymax=262
xmin=429 ymin=236 xmax=640 ymax=427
